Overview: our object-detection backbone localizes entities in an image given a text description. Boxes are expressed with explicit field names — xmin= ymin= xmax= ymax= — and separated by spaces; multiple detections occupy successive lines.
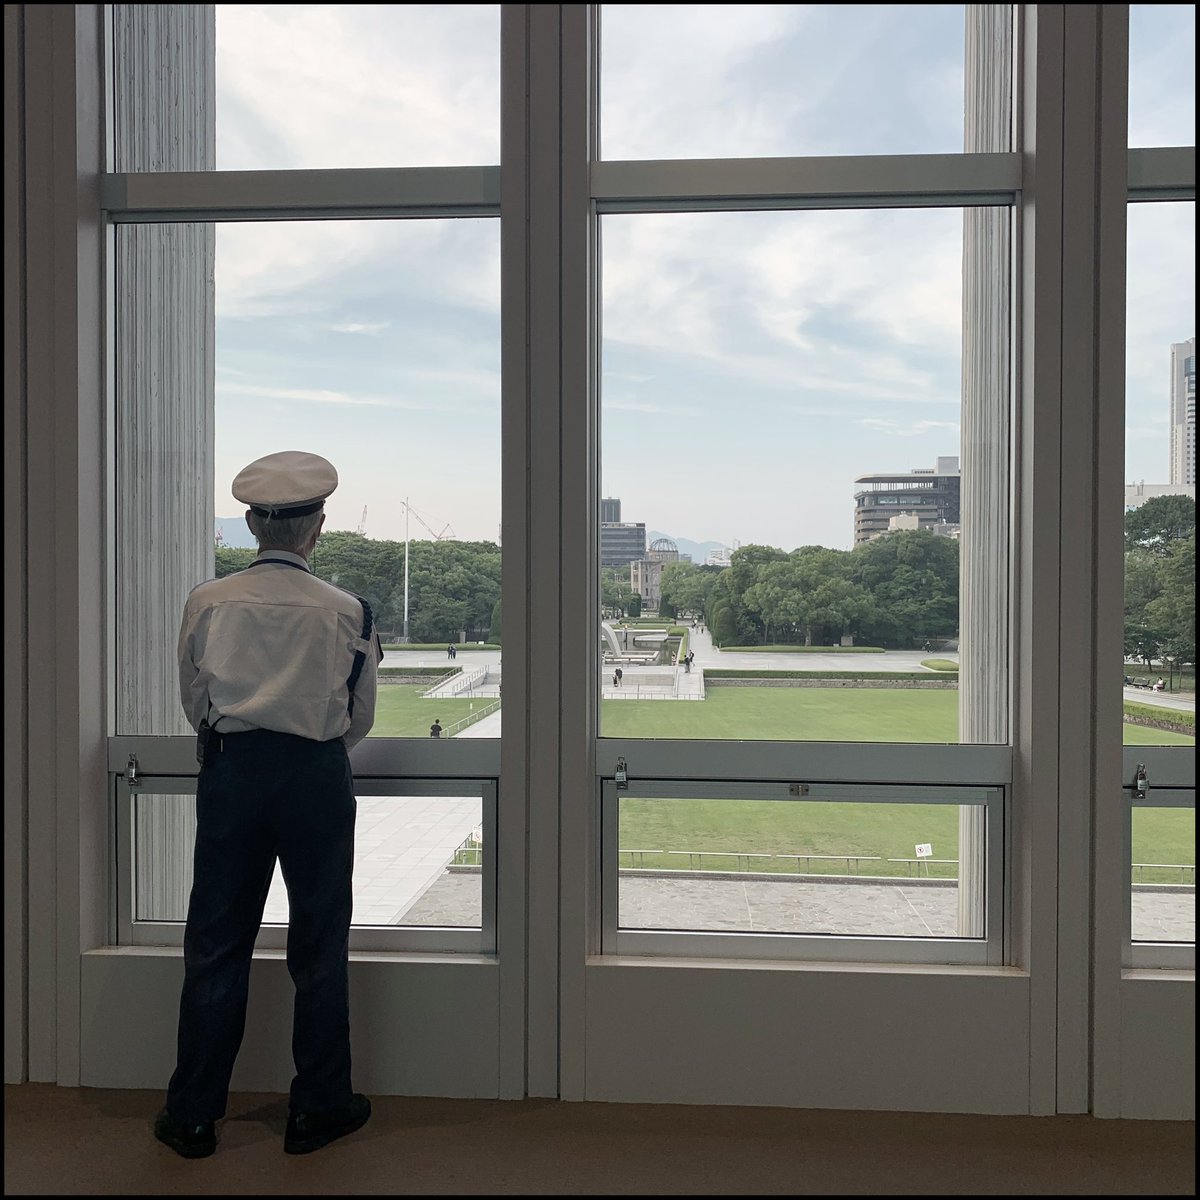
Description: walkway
xmin=394 ymin=862 xmax=1194 ymax=944
xmin=261 ymin=795 xmax=481 ymax=925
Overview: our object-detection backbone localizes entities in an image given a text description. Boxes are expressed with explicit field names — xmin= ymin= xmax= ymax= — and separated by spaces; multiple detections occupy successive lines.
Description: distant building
xmin=1169 ymin=337 xmax=1196 ymax=487
xmin=599 ymin=497 xmax=646 ymax=568
xmin=630 ymin=537 xmax=681 ymax=610
xmin=705 ymin=546 xmax=732 ymax=567
xmin=601 ymin=521 xmax=647 ymax=568
xmin=853 ymin=456 xmax=961 ymax=545
xmin=1124 ymin=481 xmax=1196 ymax=512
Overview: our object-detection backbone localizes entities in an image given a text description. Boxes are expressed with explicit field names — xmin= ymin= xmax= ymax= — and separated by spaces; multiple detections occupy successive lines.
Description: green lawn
xmin=601 ymin=687 xmax=1194 ymax=745
xmin=619 ymin=798 xmax=962 ymax=878
xmin=1132 ymin=808 xmax=1198 ymax=883
xmin=601 ymin=687 xmax=962 ymax=742
xmin=1122 ymin=723 xmax=1195 ymax=745
xmin=372 ymin=681 xmax=1195 ymax=746
xmin=618 ymin=795 xmax=1194 ymax=880
xmin=370 ymin=686 xmax=491 ymax=737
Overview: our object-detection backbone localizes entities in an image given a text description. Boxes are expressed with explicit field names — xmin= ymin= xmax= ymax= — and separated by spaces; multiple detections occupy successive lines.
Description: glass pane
xmin=115 ymin=218 xmax=502 ymax=738
xmin=600 ymin=4 xmax=969 ymax=160
xmin=112 ymin=4 xmax=501 ymax=172
xmin=134 ymin=792 xmax=484 ymax=928
xmin=600 ymin=207 xmax=1010 ymax=744
xmin=1131 ymin=806 xmax=1195 ymax=943
xmin=1123 ymin=202 xmax=1196 ymax=747
xmin=617 ymin=795 xmax=984 ymax=938
xmin=1129 ymin=4 xmax=1196 ymax=149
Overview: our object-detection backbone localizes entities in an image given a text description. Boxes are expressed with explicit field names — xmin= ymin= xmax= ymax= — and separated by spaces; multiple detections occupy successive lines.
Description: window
xmin=1121 ymin=5 xmax=1195 ymax=969
xmin=106 ymin=4 xmax=505 ymax=956
xmin=602 ymin=780 xmax=1003 ymax=964
xmin=588 ymin=4 xmax=1015 ymax=964
xmin=117 ymin=777 xmax=496 ymax=952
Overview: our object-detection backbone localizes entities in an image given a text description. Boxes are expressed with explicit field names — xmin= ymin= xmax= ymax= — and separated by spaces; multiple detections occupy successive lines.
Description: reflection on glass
xmin=617 ymin=797 xmax=980 ymax=938
xmin=600 ymin=208 xmax=993 ymax=743
xmin=1128 ymin=4 xmax=1196 ymax=149
xmin=134 ymin=793 xmax=484 ymax=928
xmin=1123 ymin=203 xmax=1195 ymax=747
xmin=1131 ymin=807 xmax=1196 ymax=944
xmin=600 ymin=4 xmax=966 ymax=160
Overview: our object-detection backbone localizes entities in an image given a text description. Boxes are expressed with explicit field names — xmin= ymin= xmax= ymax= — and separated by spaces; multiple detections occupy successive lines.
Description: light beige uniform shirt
xmin=178 ymin=551 xmax=380 ymax=748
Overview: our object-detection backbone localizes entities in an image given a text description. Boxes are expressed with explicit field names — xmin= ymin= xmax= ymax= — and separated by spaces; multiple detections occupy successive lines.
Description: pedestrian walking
xmin=156 ymin=450 xmax=381 ymax=1160
xmin=430 ymin=718 xmax=443 ymax=738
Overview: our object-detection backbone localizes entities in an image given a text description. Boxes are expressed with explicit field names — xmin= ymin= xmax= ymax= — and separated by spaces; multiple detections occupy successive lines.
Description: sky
xmin=211 ymin=3 xmax=1195 ymax=552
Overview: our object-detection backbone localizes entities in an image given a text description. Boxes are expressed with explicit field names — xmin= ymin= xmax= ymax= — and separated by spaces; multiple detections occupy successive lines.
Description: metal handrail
xmin=442 ymin=699 xmax=501 ymax=737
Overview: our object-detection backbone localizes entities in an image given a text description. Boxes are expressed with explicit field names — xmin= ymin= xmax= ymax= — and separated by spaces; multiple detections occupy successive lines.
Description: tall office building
xmin=600 ymin=496 xmax=647 ymax=567
xmin=1169 ymin=337 xmax=1196 ymax=487
xmin=601 ymin=521 xmax=647 ymax=568
xmin=852 ymin=456 xmax=961 ymax=545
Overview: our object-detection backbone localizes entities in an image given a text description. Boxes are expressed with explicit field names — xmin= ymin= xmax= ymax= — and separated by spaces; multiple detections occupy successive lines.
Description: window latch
xmin=615 ymin=757 xmax=628 ymax=790
xmin=125 ymin=753 xmax=142 ymax=790
xmin=1133 ymin=763 xmax=1148 ymax=800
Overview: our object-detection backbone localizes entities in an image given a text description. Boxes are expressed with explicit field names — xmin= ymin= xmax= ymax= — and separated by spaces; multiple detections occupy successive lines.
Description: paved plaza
xmin=396 ymin=865 xmax=1194 ymax=944
xmin=385 ymin=629 xmax=1195 ymax=713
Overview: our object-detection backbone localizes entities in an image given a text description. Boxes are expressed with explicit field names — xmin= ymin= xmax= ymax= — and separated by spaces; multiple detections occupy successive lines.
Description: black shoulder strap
xmin=346 ymin=595 xmax=377 ymax=718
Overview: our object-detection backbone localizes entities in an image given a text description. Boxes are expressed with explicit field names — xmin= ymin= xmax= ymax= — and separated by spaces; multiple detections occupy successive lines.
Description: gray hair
xmin=246 ymin=507 xmax=324 ymax=553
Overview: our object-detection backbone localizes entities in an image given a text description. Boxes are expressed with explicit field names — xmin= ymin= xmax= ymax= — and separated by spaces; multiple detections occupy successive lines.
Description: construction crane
xmin=402 ymin=500 xmax=454 ymax=541
xmin=356 ymin=505 xmax=367 ymax=535
xmin=399 ymin=498 xmax=456 ymax=642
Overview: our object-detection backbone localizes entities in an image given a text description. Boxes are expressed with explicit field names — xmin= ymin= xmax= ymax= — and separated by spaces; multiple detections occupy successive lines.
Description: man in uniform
xmin=154 ymin=450 xmax=382 ymax=1159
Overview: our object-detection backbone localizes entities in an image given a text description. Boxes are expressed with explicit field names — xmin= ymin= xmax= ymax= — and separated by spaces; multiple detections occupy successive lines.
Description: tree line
xmin=1122 ymin=494 xmax=1195 ymax=675
xmin=658 ymin=531 xmax=960 ymax=650
xmin=213 ymin=493 xmax=1194 ymax=664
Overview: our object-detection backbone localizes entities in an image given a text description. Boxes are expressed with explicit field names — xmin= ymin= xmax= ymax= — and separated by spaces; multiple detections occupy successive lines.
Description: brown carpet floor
xmin=3 ymin=1083 xmax=1195 ymax=1195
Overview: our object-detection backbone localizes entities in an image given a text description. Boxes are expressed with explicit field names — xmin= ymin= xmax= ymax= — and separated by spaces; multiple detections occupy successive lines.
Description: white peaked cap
xmin=232 ymin=450 xmax=339 ymax=517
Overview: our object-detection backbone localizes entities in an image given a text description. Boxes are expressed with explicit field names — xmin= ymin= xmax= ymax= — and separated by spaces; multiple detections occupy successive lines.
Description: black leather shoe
xmin=284 ymin=1093 xmax=371 ymax=1155
xmin=154 ymin=1108 xmax=216 ymax=1158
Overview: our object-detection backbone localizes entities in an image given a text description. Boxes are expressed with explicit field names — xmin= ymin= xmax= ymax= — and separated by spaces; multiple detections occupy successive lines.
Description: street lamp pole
xmin=403 ymin=496 xmax=410 ymax=642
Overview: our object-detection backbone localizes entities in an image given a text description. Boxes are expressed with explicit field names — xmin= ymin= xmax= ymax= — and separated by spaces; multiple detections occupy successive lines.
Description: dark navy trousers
xmin=166 ymin=730 xmax=357 ymax=1123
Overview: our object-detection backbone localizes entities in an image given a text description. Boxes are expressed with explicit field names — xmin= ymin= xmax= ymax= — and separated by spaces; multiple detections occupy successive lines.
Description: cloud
xmin=1128 ymin=6 xmax=1196 ymax=147
xmin=606 ymin=398 xmax=702 ymax=418
xmin=601 ymin=207 xmax=965 ymax=408
xmin=216 ymin=5 xmax=500 ymax=171
xmin=855 ymin=418 xmax=961 ymax=437
xmin=207 ymin=3 xmax=1194 ymax=550
xmin=600 ymin=5 xmax=965 ymax=160
xmin=216 ymin=382 xmax=420 ymax=409
xmin=331 ymin=321 xmax=390 ymax=335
